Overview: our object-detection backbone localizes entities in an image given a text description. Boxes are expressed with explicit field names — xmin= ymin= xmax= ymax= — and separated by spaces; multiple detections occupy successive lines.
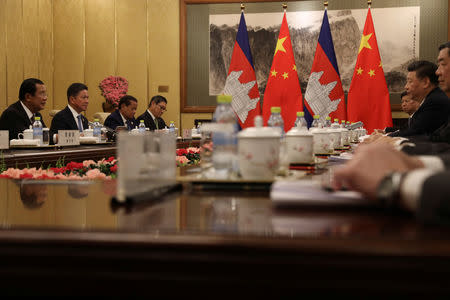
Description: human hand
xmin=332 ymin=143 xmax=424 ymax=200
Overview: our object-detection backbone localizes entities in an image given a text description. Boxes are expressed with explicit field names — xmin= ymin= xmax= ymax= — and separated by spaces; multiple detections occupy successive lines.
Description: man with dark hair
xmin=136 ymin=95 xmax=167 ymax=131
xmin=104 ymin=95 xmax=138 ymax=130
xmin=388 ymin=60 xmax=450 ymax=137
xmin=0 ymin=78 xmax=47 ymax=140
xmin=437 ymin=41 xmax=450 ymax=96
xmin=50 ymin=83 xmax=89 ymax=142
xmin=384 ymin=92 xmax=420 ymax=134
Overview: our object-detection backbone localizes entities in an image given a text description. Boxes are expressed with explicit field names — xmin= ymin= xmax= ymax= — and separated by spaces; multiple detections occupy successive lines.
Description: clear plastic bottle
xmin=93 ymin=118 xmax=102 ymax=142
xmin=138 ymin=120 xmax=146 ymax=133
xmin=169 ymin=121 xmax=176 ymax=134
xmin=212 ymin=95 xmax=238 ymax=178
xmin=332 ymin=118 xmax=340 ymax=128
xmin=32 ymin=116 xmax=43 ymax=145
xmin=311 ymin=115 xmax=322 ymax=128
xmin=294 ymin=111 xmax=307 ymax=129
xmin=267 ymin=106 xmax=284 ymax=135
xmin=324 ymin=116 xmax=332 ymax=127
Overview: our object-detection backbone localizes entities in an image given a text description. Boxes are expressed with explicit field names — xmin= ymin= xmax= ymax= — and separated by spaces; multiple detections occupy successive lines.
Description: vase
xmin=102 ymin=101 xmax=116 ymax=113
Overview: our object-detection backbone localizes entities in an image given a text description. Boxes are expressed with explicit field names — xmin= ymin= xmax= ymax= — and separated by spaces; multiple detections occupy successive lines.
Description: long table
xmin=1 ymin=175 xmax=450 ymax=296
xmin=1 ymin=140 xmax=200 ymax=169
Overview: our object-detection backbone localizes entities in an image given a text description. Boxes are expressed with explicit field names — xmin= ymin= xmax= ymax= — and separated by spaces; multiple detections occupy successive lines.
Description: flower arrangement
xmin=176 ymin=147 xmax=200 ymax=167
xmin=0 ymin=157 xmax=117 ymax=180
xmin=99 ymin=76 xmax=129 ymax=107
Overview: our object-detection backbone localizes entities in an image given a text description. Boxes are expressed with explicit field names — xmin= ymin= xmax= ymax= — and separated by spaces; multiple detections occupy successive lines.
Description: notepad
xmin=271 ymin=180 xmax=370 ymax=207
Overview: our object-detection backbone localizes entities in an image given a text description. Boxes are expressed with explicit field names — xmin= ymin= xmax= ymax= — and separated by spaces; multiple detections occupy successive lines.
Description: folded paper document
xmin=10 ymin=139 xmax=40 ymax=146
xmin=271 ymin=180 xmax=370 ymax=206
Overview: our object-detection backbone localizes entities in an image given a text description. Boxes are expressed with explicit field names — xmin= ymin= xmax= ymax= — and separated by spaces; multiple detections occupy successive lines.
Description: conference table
xmin=2 ymin=145 xmax=450 ymax=296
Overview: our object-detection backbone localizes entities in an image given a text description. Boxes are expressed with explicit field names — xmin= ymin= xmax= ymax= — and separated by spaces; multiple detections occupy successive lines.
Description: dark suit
xmin=50 ymin=106 xmax=88 ymax=143
xmin=104 ymin=109 xmax=137 ymax=130
xmin=0 ymin=100 xmax=46 ymax=140
xmin=417 ymin=170 xmax=450 ymax=225
xmin=136 ymin=110 xmax=166 ymax=131
xmin=389 ymin=87 xmax=450 ymax=137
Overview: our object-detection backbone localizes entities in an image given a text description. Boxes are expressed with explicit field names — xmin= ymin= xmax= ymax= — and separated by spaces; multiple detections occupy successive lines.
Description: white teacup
xmin=83 ymin=128 xmax=93 ymax=137
xmin=237 ymin=116 xmax=281 ymax=180
xmin=286 ymin=126 xmax=314 ymax=164
xmin=18 ymin=128 xmax=33 ymax=140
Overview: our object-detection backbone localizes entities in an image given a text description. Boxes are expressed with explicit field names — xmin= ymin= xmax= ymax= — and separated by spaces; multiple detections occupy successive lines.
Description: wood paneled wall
xmin=0 ymin=0 xmax=180 ymax=129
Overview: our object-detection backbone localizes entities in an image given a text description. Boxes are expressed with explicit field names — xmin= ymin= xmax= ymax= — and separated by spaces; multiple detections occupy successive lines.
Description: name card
xmin=182 ymin=129 xmax=192 ymax=139
xmin=0 ymin=131 xmax=9 ymax=149
xmin=57 ymin=130 xmax=80 ymax=146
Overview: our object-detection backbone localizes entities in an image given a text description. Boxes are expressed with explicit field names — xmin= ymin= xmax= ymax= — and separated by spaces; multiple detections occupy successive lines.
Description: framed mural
xmin=180 ymin=0 xmax=448 ymax=113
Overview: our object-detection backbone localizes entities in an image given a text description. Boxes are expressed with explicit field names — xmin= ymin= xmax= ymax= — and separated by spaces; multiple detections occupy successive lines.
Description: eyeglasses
xmin=158 ymin=104 xmax=167 ymax=111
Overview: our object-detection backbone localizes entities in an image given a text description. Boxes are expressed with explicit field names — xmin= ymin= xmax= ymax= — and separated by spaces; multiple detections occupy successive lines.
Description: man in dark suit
xmin=136 ymin=95 xmax=167 ymax=131
xmin=50 ymin=83 xmax=89 ymax=143
xmin=104 ymin=95 xmax=138 ymax=130
xmin=0 ymin=78 xmax=47 ymax=140
xmin=384 ymin=91 xmax=420 ymax=134
xmin=333 ymin=42 xmax=450 ymax=225
xmin=388 ymin=60 xmax=450 ymax=138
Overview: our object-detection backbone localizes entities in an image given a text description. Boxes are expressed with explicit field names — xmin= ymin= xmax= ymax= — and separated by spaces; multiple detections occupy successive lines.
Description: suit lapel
xmin=15 ymin=101 xmax=33 ymax=127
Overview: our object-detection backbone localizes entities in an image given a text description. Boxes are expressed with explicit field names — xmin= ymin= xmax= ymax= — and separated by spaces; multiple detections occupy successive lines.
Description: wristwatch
xmin=376 ymin=172 xmax=404 ymax=209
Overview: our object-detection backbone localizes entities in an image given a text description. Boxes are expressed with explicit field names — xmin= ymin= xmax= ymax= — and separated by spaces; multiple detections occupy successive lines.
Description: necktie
xmin=155 ymin=118 xmax=159 ymax=130
xmin=126 ymin=120 xmax=133 ymax=130
xmin=77 ymin=115 xmax=83 ymax=132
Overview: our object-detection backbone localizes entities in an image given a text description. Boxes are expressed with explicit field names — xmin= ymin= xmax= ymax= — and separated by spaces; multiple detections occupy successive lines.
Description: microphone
xmin=347 ymin=121 xmax=364 ymax=130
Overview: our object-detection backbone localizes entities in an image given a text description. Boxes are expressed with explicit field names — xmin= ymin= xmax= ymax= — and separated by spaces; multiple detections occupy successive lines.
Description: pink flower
xmin=176 ymin=155 xmax=189 ymax=166
xmin=86 ymin=169 xmax=107 ymax=180
xmin=186 ymin=147 xmax=200 ymax=154
xmin=83 ymin=160 xmax=96 ymax=167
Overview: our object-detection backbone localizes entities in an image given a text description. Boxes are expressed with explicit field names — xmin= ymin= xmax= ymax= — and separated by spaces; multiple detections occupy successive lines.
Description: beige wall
xmin=0 ymin=0 xmax=192 ymax=130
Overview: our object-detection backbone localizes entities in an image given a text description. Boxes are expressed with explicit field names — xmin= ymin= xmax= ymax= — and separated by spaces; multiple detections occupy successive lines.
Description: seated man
xmin=137 ymin=95 xmax=167 ymax=131
xmin=0 ymin=78 xmax=47 ymax=140
xmin=384 ymin=91 xmax=420 ymax=134
xmin=388 ymin=60 xmax=450 ymax=137
xmin=50 ymin=83 xmax=89 ymax=143
xmin=104 ymin=95 xmax=138 ymax=131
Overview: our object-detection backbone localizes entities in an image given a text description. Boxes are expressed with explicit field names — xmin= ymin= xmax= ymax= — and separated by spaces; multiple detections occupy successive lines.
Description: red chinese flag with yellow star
xmin=347 ymin=8 xmax=392 ymax=133
xmin=262 ymin=12 xmax=302 ymax=132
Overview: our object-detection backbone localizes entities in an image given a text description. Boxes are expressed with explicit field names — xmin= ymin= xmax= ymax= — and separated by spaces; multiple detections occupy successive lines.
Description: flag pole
xmin=282 ymin=3 xmax=287 ymax=12
xmin=367 ymin=0 xmax=372 ymax=8
xmin=240 ymin=3 xmax=245 ymax=11
xmin=324 ymin=1 xmax=328 ymax=10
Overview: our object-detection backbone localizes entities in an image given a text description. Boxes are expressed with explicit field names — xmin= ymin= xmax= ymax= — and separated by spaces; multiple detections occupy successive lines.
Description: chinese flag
xmin=347 ymin=8 xmax=392 ymax=134
xmin=304 ymin=9 xmax=346 ymax=127
xmin=223 ymin=12 xmax=261 ymax=129
xmin=262 ymin=12 xmax=302 ymax=132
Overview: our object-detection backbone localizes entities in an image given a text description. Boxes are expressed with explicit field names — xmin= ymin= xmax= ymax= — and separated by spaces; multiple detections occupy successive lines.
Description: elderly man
xmin=384 ymin=92 xmax=420 ymax=134
xmin=136 ymin=95 xmax=167 ymax=131
xmin=333 ymin=42 xmax=450 ymax=225
xmin=388 ymin=60 xmax=450 ymax=137
xmin=104 ymin=95 xmax=138 ymax=131
xmin=0 ymin=78 xmax=47 ymax=140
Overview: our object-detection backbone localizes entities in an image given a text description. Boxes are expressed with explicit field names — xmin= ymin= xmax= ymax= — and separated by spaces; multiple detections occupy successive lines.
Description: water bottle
xmin=212 ymin=95 xmax=237 ymax=178
xmin=294 ymin=111 xmax=307 ymax=129
xmin=267 ymin=106 xmax=284 ymax=135
xmin=138 ymin=120 xmax=146 ymax=133
xmin=324 ymin=116 xmax=332 ymax=127
xmin=169 ymin=121 xmax=176 ymax=134
xmin=93 ymin=118 xmax=101 ymax=142
xmin=32 ymin=116 xmax=43 ymax=145
xmin=331 ymin=118 xmax=340 ymax=128
xmin=311 ymin=115 xmax=322 ymax=128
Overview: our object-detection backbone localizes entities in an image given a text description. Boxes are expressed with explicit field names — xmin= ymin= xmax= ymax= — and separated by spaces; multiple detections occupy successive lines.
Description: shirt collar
xmin=20 ymin=101 xmax=34 ymax=120
xmin=119 ymin=111 xmax=128 ymax=126
xmin=147 ymin=109 xmax=157 ymax=121
xmin=68 ymin=104 xmax=81 ymax=119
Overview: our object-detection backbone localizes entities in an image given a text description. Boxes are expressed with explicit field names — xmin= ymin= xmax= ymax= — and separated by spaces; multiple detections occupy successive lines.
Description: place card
xmin=0 ymin=131 xmax=9 ymax=149
xmin=182 ymin=129 xmax=192 ymax=139
xmin=57 ymin=130 xmax=80 ymax=146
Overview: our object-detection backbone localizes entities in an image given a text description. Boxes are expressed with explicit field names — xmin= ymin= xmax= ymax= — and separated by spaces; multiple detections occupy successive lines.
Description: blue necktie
xmin=77 ymin=115 xmax=83 ymax=132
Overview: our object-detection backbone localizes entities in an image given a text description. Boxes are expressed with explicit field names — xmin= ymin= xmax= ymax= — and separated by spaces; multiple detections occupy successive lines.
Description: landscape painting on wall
xmin=209 ymin=6 xmax=420 ymax=96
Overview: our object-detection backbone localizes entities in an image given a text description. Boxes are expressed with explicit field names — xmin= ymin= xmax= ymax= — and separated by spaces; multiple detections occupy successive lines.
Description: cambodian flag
xmin=223 ymin=12 xmax=261 ymax=129
xmin=304 ymin=9 xmax=346 ymax=127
